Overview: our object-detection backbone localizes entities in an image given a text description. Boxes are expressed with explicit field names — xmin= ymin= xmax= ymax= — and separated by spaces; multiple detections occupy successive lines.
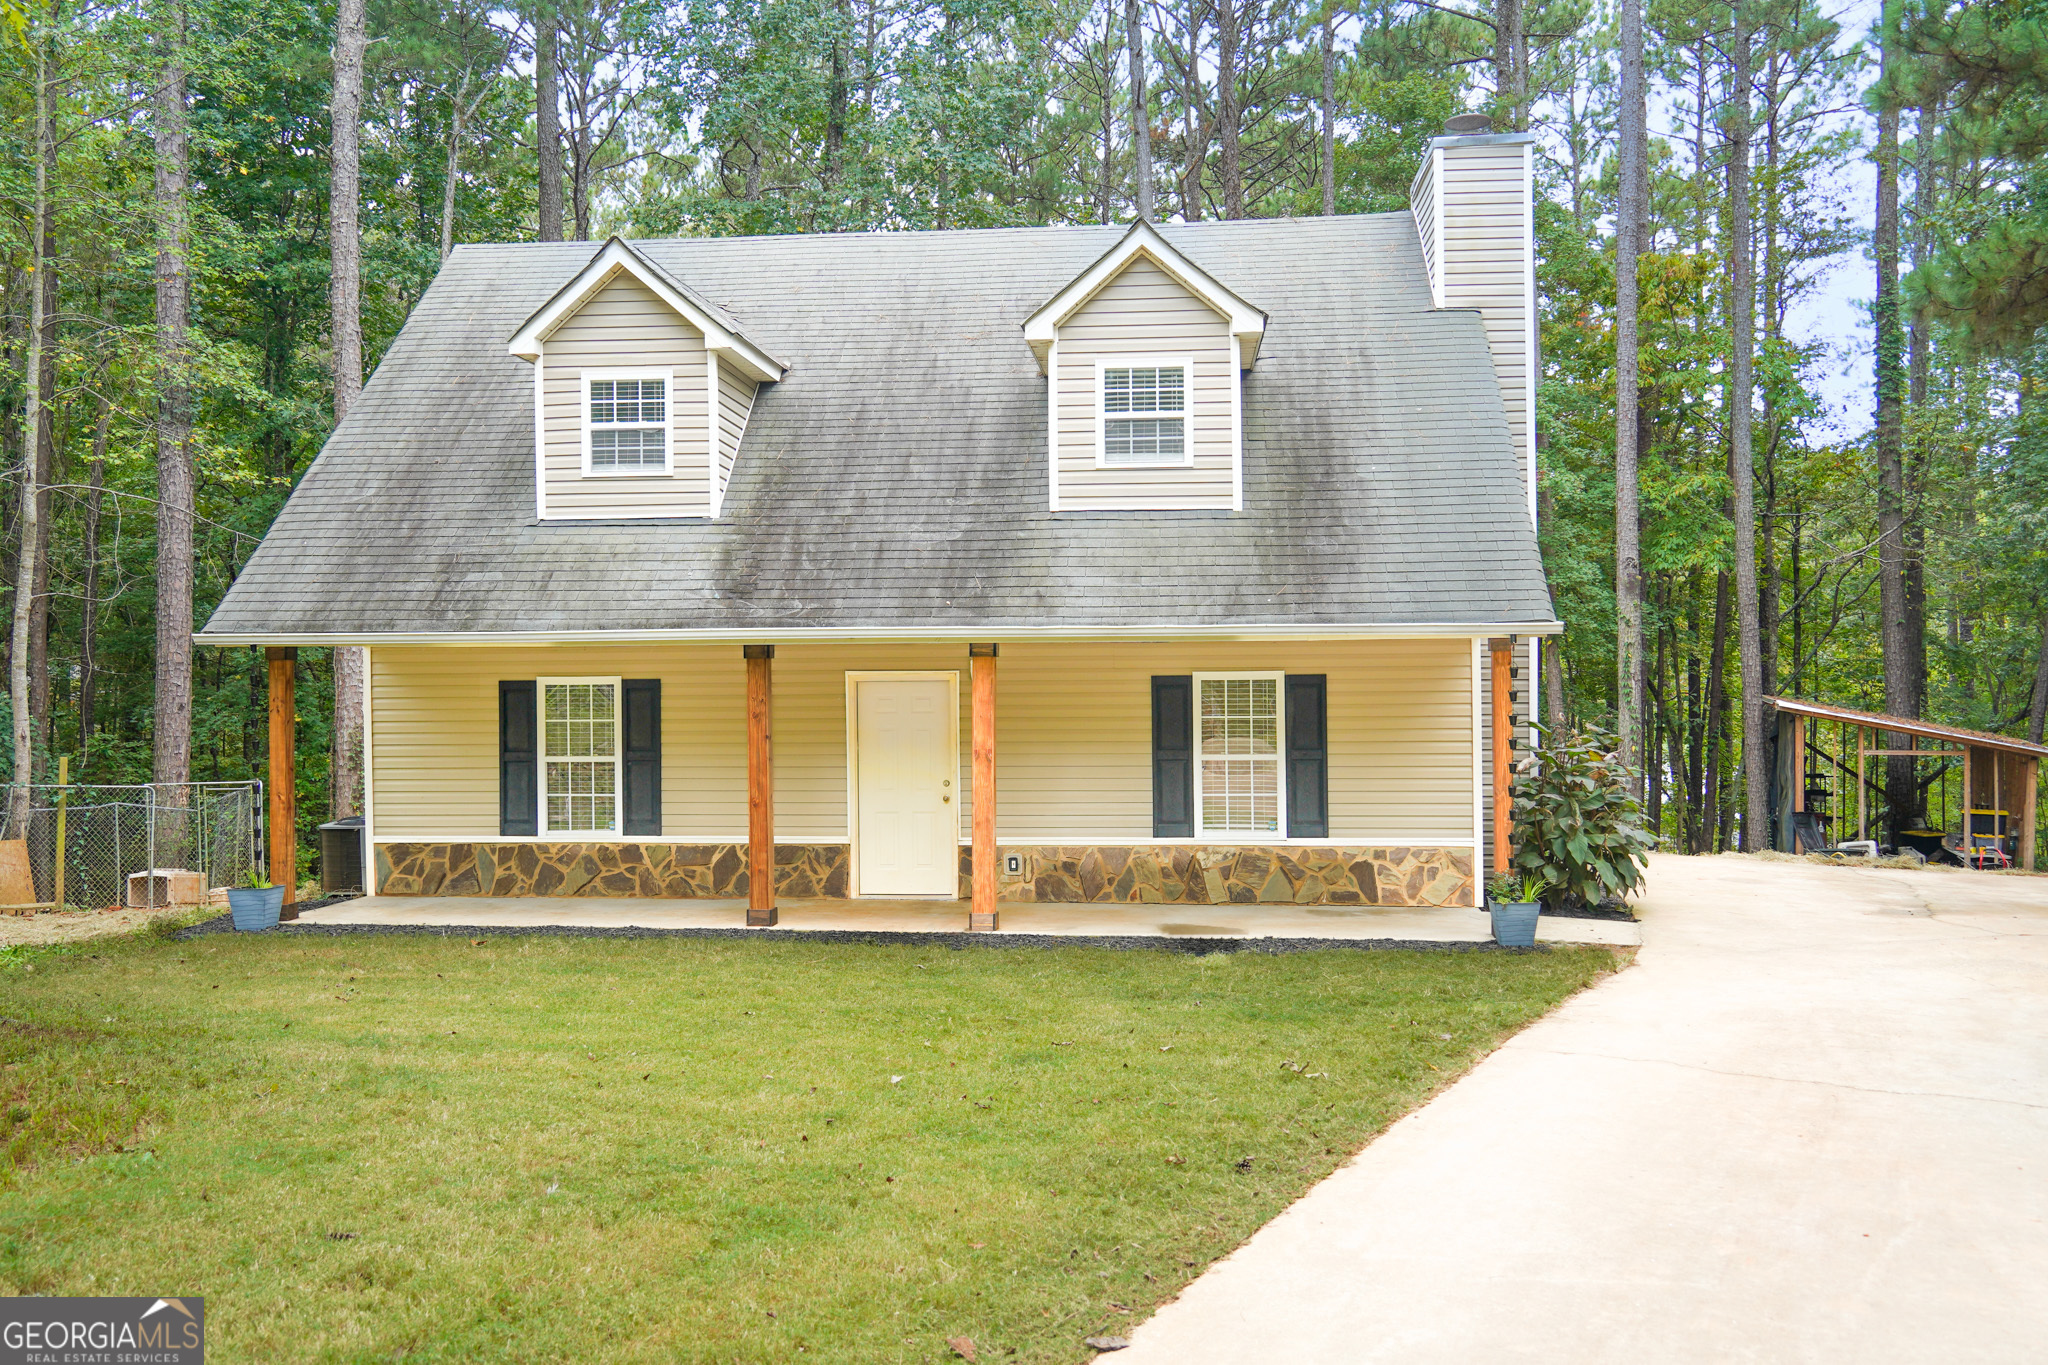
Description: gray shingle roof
xmin=199 ymin=215 xmax=1556 ymax=641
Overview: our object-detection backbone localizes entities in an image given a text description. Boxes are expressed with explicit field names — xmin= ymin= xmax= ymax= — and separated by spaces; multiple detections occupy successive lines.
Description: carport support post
xmin=1489 ymin=637 xmax=1515 ymax=878
xmin=2020 ymin=758 xmax=2038 ymax=871
xmin=267 ymin=647 xmax=298 ymax=918
xmin=969 ymin=643 xmax=998 ymax=932
xmin=745 ymin=645 xmax=777 ymax=927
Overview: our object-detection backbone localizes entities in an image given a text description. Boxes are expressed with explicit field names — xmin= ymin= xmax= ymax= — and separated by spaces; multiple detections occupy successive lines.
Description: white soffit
xmin=1021 ymin=220 xmax=1268 ymax=373
xmin=506 ymin=236 xmax=787 ymax=384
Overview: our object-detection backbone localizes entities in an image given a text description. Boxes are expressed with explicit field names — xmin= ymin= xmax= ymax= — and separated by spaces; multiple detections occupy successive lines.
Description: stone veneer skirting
xmin=978 ymin=845 xmax=1473 ymax=907
xmin=375 ymin=841 xmax=1473 ymax=907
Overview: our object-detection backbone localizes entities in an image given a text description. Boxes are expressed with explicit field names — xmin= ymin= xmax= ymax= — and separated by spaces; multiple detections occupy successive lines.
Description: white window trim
xmin=1096 ymin=354 xmax=1195 ymax=470
xmin=538 ymin=675 xmax=624 ymax=835
xmin=1192 ymin=670 xmax=1287 ymax=839
xmin=580 ymin=368 xmax=673 ymax=478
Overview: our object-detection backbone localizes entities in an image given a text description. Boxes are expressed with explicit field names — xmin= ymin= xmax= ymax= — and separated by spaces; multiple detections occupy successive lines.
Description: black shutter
xmin=622 ymin=678 xmax=662 ymax=836
xmin=499 ymin=680 xmax=538 ymax=837
xmin=1152 ymin=675 xmax=1194 ymax=838
xmin=1286 ymin=674 xmax=1328 ymax=838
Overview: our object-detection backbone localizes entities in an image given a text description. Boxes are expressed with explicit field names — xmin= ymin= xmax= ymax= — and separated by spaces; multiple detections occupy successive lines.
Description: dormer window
xmin=1023 ymin=221 xmax=1265 ymax=512
xmin=585 ymin=372 xmax=670 ymax=475
xmin=508 ymin=237 xmax=786 ymax=520
xmin=1101 ymin=360 xmax=1189 ymax=466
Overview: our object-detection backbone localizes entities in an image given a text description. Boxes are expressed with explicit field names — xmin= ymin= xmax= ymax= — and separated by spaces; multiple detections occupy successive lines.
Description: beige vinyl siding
xmin=369 ymin=639 xmax=1476 ymax=847
xmin=370 ymin=645 xmax=749 ymax=838
xmin=1411 ymin=152 xmax=1440 ymax=300
xmin=1054 ymin=256 xmax=1236 ymax=511
xmin=541 ymin=270 xmax=711 ymax=519
xmin=1435 ymin=142 xmax=1533 ymax=510
xmin=716 ymin=362 xmax=758 ymax=508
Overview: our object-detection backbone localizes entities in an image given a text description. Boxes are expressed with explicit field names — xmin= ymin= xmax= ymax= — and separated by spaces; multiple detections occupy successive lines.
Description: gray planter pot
xmin=1489 ymin=900 xmax=1540 ymax=948
xmin=227 ymin=884 xmax=286 ymax=932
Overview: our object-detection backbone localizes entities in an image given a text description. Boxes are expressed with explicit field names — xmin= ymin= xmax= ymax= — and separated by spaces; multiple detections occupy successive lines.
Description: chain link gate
xmin=0 ymin=782 xmax=264 ymax=911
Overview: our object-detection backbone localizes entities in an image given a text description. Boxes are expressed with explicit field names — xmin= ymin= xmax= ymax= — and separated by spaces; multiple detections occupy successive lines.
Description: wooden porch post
xmin=744 ymin=645 xmax=777 ymax=927
xmin=1489 ymin=637 xmax=1514 ymax=878
xmin=2020 ymin=757 xmax=2039 ymax=872
xmin=267 ymin=647 xmax=297 ymax=918
xmin=969 ymin=644 xmax=998 ymax=932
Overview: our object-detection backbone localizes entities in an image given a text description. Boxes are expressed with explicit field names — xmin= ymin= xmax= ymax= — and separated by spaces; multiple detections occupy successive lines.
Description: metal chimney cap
xmin=1444 ymin=113 xmax=1494 ymax=134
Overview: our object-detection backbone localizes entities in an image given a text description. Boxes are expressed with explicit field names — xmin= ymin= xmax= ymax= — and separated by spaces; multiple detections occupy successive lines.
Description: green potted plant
xmin=1508 ymin=724 xmax=1656 ymax=915
xmin=227 ymin=867 xmax=285 ymax=932
xmin=1484 ymin=871 xmax=1548 ymax=947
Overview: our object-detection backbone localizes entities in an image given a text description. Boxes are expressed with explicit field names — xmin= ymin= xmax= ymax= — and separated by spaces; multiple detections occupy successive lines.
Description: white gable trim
xmin=1022 ymin=221 xmax=1267 ymax=373
xmin=507 ymin=237 xmax=786 ymax=384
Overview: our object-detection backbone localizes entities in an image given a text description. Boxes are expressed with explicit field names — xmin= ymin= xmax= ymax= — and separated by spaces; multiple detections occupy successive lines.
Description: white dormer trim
xmin=1022 ymin=220 xmax=1267 ymax=374
xmin=507 ymin=236 xmax=787 ymax=385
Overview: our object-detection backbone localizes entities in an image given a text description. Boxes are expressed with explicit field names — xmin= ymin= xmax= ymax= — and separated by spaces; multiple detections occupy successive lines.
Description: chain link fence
xmin=0 ymin=782 xmax=263 ymax=911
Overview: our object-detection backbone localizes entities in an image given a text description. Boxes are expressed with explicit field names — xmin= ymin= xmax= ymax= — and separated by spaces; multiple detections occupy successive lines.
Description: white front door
xmin=853 ymin=677 xmax=958 ymax=896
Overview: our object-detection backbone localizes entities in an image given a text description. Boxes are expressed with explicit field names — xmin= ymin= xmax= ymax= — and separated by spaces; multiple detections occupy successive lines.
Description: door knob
xmin=943 ymin=795 xmax=953 ymax=803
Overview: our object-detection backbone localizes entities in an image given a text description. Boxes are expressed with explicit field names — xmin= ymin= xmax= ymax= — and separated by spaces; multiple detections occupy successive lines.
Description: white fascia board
xmin=196 ymin=620 xmax=1565 ymax=647
xmin=1021 ymin=221 xmax=1268 ymax=374
xmin=507 ymin=237 xmax=787 ymax=383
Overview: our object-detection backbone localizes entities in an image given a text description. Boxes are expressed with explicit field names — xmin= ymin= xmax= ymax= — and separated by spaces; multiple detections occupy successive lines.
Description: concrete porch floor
xmin=293 ymin=894 xmax=1639 ymax=945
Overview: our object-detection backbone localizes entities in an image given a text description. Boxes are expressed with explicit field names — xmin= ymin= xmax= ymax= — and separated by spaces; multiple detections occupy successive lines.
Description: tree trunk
xmin=1705 ymin=570 xmax=1731 ymax=852
xmin=1319 ymin=2 xmax=1335 ymax=215
xmin=79 ymin=388 xmax=108 ymax=756
xmin=331 ymin=0 xmax=368 ymax=821
xmin=535 ymin=2 xmax=564 ymax=242
xmin=154 ymin=4 xmax=195 ymax=796
xmin=1728 ymin=2 xmax=1765 ymax=848
xmin=1613 ymin=0 xmax=1648 ymax=791
xmin=2029 ymin=614 xmax=2048 ymax=746
xmin=439 ymin=73 xmax=473 ymax=262
xmin=1872 ymin=43 xmax=1916 ymax=831
xmin=28 ymin=167 xmax=56 ymax=780
xmin=1128 ymin=0 xmax=1152 ymax=219
xmin=1178 ymin=0 xmax=1207 ymax=220
xmin=1494 ymin=0 xmax=1523 ymax=129
xmin=1216 ymin=0 xmax=1242 ymax=218
xmin=826 ymin=0 xmax=849 ymax=187
xmin=10 ymin=32 xmax=52 ymax=831
xmin=331 ymin=0 xmax=364 ymax=419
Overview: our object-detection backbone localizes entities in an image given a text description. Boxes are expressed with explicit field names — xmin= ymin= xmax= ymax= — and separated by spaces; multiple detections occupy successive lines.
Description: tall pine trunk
xmin=1872 ymin=43 xmax=1916 ymax=831
xmin=80 ymin=387 xmax=108 ymax=756
xmin=10 ymin=28 xmax=52 ymax=832
xmin=153 ymin=5 xmax=195 ymax=799
xmin=1216 ymin=0 xmax=1242 ymax=218
xmin=1128 ymin=0 xmax=1152 ymax=219
xmin=28 ymin=172 xmax=55 ymax=778
xmin=1614 ymin=0 xmax=1648 ymax=790
xmin=1319 ymin=2 xmax=1335 ymax=215
xmin=329 ymin=0 xmax=367 ymax=821
xmin=1728 ymin=3 xmax=1765 ymax=847
xmin=535 ymin=2 xmax=564 ymax=241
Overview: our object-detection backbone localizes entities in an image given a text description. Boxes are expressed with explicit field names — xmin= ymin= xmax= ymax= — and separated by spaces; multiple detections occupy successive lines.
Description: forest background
xmin=1 ymin=0 xmax=2044 ymax=871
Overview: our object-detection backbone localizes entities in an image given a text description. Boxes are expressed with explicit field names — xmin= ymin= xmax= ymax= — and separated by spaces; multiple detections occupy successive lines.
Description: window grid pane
xmin=542 ymin=682 xmax=618 ymax=833
xmin=1103 ymin=367 xmax=1185 ymax=415
xmin=590 ymin=378 xmax=666 ymax=469
xmin=1104 ymin=417 xmax=1186 ymax=463
xmin=1199 ymin=677 xmax=1281 ymax=834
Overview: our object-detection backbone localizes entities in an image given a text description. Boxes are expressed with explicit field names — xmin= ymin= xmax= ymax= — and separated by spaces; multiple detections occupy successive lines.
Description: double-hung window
xmin=1194 ymin=673 xmax=1284 ymax=835
xmin=541 ymin=679 xmax=620 ymax=833
xmin=583 ymin=370 xmax=669 ymax=475
xmin=1099 ymin=358 xmax=1189 ymax=466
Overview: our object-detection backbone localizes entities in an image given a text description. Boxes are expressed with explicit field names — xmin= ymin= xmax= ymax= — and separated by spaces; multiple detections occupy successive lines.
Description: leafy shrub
xmin=1510 ymin=725 xmax=1656 ymax=908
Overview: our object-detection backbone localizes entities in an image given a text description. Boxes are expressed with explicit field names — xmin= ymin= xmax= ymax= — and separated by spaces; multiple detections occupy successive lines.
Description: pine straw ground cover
xmin=0 ymin=929 xmax=1621 ymax=1363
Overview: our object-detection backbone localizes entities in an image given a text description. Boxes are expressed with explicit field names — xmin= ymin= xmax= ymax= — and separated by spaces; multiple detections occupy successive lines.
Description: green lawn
xmin=0 ymin=926 xmax=1620 ymax=1363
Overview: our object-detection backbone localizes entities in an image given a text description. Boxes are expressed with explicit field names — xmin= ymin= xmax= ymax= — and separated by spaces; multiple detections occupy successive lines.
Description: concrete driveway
xmin=1118 ymin=853 xmax=2048 ymax=1364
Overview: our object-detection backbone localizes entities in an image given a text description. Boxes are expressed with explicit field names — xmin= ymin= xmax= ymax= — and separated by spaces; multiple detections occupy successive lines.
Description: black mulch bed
xmin=175 ymin=916 xmax=1547 ymax=954
xmin=1539 ymin=905 xmax=1638 ymax=923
